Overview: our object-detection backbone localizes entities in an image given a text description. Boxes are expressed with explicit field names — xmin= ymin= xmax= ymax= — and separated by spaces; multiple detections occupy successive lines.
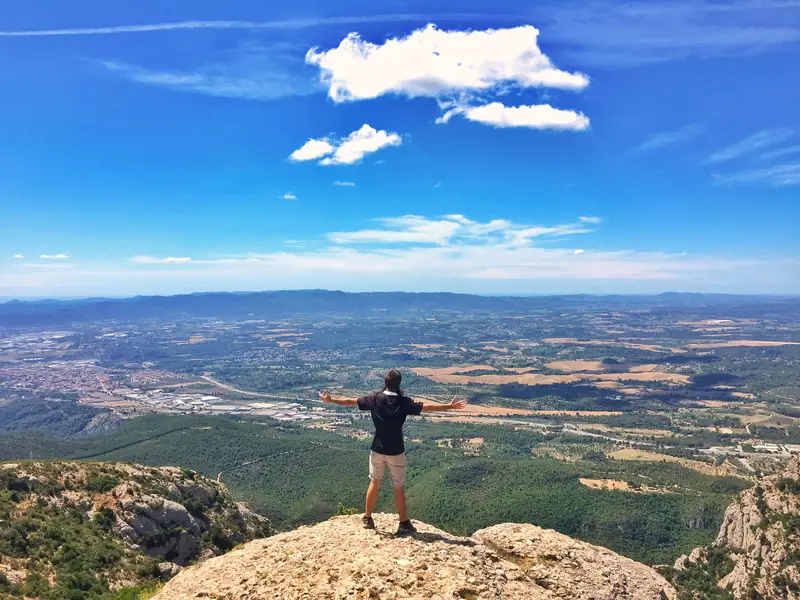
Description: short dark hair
xmin=384 ymin=369 xmax=402 ymax=392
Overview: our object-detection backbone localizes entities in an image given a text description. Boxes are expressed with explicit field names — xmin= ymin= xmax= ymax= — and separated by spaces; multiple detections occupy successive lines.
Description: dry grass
xmin=628 ymin=364 xmax=658 ymax=372
xmin=416 ymin=371 xmax=688 ymax=385
xmin=411 ymin=364 xmax=495 ymax=377
xmin=732 ymin=391 xmax=756 ymax=399
xmin=543 ymin=338 xmax=680 ymax=353
xmin=482 ymin=345 xmax=510 ymax=353
xmin=610 ymin=449 xmax=682 ymax=463
xmin=685 ymin=340 xmax=800 ymax=348
xmin=580 ymin=478 xmax=631 ymax=491
xmin=527 ymin=410 xmax=624 ymax=416
xmin=457 ymin=404 xmax=541 ymax=416
xmin=546 ymin=360 xmax=606 ymax=372
xmin=689 ymin=400 xmax=737 ymax=408
xmin=609 ymin=449 xmax=742 ymax=477
xmin=545 ymin=360 xmax=658 ymax=373
xmin=409 ymin=344 xmax=443 ymax=349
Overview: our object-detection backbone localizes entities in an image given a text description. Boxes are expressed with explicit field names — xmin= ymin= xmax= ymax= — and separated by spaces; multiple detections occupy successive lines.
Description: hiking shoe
xmin=395 ymin=520 xmax=417 ymax=536
xmin=362 ymin=515 xmax=375 ymax=530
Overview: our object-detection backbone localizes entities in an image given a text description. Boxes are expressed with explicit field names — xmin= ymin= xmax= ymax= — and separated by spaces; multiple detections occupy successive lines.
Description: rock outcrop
xmin=671 ymin=455 xmax=800 ymax=599
xmin=0 ymin=461 xmax=272 ymax=595
xmin=153 ymin=513 xmax=676 ymax=600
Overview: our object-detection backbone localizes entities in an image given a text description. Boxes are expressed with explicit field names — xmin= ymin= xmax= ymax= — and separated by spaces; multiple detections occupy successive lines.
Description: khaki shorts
xmin=369 ymin=451 xmax=408 ymax=488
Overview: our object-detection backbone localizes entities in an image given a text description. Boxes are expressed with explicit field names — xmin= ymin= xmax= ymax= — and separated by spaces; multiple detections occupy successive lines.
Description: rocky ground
xmin=153 ymin=513 xmax=676 ymax=600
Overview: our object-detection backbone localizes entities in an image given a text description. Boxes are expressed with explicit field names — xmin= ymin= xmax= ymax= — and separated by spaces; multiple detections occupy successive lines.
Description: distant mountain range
xmin=1 ymin=290 xmax=798 ymax=327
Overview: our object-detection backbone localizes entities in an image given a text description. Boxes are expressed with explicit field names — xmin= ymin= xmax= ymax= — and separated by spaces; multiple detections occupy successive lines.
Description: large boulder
xmin=153 ymin=513 xmax=676 ymax=600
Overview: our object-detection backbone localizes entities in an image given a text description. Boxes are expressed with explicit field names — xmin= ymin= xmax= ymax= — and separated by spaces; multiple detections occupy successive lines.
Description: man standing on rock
xmin=320 ymin=368 xmax=467 ymax=535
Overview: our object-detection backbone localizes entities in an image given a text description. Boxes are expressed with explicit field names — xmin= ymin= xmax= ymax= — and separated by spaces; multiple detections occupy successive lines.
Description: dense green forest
xmin=0 ymin=414 xmax=750 ymax=565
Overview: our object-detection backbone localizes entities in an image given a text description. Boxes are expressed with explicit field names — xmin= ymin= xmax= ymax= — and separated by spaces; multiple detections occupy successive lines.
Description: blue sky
xmin=1 ymin=0 xmax=799 ymax=298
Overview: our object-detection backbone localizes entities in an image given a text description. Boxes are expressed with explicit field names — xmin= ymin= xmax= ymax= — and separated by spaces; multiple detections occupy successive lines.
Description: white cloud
xmin=579 ymin=216 xmax=602 ymax=224
xmin=328 ymin=214 xmax=595 ymax=247
xmin=291 ymin=124 xmax=402 ymax=166
xmin=329 ymin=215 xmax=461 ymax=245
xmin=708 ymin=128 xmax=795 ymax=164
xmin=573 ymin=249 xmax=585 ymax=255
xmin=433 ymin=182 xmax=443 ymax=189
xmin=289 ymin=138 xmax=335 ymax=162
xmin=636 ymin=124 xmax=702 ymax=152
xmin=713 ymin=163 xmax=800 ymax=187
xmin=307 ymin=24 xmax=589 ymax=103
xmin=441 ymin=102 xmax=589 ymax=131
xmin=40 ymin=254 xmax=69 ymax=260
xmin=131 ymin=256 xmax=193 ymax=264
xmin=334 ymin=180 xmax=356 ymax=186
xmin=13 ymin=254 xmax=24 ymax=259
xmin=281 ymin=193 xmax=297 ymax=200
xmin=320 ymin=125 xmax=402 ymax=165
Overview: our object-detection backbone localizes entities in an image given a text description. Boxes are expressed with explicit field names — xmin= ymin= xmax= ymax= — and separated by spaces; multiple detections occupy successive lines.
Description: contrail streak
xmin=0 ymin=14 xmax=515 ymax=37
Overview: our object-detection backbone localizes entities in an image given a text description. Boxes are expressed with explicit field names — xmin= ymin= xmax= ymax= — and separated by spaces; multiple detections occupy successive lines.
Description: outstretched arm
xmin=421 ymin=395 xmax=468 ymax=413
xmin=319 ymin=391 xmax=358 ymax=407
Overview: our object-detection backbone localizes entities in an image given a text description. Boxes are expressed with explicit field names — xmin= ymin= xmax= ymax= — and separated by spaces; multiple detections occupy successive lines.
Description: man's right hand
xmin=319 ymin=391 xmax=332 ymax=403
xmin=449 ymin=395 xmax=468 ymax=410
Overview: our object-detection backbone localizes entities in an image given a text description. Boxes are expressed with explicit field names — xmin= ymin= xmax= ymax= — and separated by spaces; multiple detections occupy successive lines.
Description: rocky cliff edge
xmin=153 ymin=513 xmax=676 ymax=600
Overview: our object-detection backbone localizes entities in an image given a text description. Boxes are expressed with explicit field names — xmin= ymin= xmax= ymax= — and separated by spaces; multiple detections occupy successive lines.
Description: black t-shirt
xmin=357 ymin=390 xmax=423 ymax=456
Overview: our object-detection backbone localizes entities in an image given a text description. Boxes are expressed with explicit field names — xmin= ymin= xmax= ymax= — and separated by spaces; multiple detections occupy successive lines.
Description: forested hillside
xmin=0 ymin=414 xmax=751 ymax=566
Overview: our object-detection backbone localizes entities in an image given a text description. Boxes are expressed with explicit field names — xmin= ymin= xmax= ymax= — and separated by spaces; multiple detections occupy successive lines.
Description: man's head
xmin=384 ymin=369 xmax=402 ymax=392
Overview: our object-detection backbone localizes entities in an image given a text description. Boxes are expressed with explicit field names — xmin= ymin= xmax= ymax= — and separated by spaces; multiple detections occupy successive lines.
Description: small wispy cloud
xmin=131 ymin=256 xmax=193 ymax=264
xmin=0 ymin=14 xmax=512 ymax=37
xmin=578 ymin=216 xmax=603 ymax=224
xmin=713 ymin=163 xmax=800 ymax=187
xmin=333 ymin=180 xmax=356 ymax=187
xmin=328 ymin=214 xmax=598 ymax=246
xmin=40 ymin=254 xmax=69 ymax=260
xmin=99 ymin=43 xmax=319 ymax=101
xmin=433 ymin=182 xmax=443 ymax=189
xmin=281 ymin=193 xmax=298 ymax=200
xmin=13 ymin=254 xmax=24 ymax=259
xmin=538 ymin=0 xmax=800 ymax=67
xmin=290 ymin=124 xmax=402 ymax=166
xmin=761 ymin=145 xmax=800 ymax=161
xmin=636 ymin=124 xmax=702 ymax=152
xmin=708 ymin=128 xmax=795 ymax=164
xmin=573 ymin=249 xmax=585 ymax=255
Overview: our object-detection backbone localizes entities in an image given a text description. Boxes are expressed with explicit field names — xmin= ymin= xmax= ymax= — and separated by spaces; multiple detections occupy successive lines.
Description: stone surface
xmin=677 ymin=456 xmax=800 ymax=599
xmin=153 ymin=514 xmax=676 ymax=600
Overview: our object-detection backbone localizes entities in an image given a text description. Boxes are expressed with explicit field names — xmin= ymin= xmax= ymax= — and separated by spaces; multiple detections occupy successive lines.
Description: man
xmin=320 ymin=368 xmax=467 ymax=535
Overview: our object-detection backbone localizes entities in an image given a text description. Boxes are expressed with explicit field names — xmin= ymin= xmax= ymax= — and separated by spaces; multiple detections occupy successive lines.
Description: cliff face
xmin=153 ymin=513 xmax=676 ymax=600
xmin=0 ymin=461 xmax=271 ymax=596
xmin=672 ymin=456 xmax=800 ymax=600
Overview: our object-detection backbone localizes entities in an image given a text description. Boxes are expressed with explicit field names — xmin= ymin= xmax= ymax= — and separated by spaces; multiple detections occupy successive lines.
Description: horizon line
xmin=2 ymin=289 xmax=795 ymax=304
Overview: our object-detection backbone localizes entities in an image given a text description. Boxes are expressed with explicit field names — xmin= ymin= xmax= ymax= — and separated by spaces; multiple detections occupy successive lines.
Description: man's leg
xmin=365 ymin=479 xmax=381 ymax=517
xmin=393 ymin=486 xmax=408 ymax=522
xmin=365 ymin=451 xmax=385 ymax=519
